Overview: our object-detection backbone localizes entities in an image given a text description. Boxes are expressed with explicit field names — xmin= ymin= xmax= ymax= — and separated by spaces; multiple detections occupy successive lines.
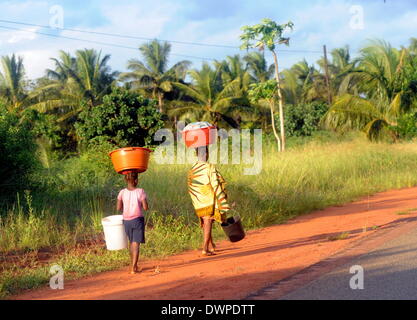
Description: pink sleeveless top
xmin=117 ymin=188 xmax=147 ymax=220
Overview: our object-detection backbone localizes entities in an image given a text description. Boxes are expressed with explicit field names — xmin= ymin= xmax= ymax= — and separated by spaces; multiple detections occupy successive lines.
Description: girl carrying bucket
xmin=117 ymin=171 xmax=148 ymax=274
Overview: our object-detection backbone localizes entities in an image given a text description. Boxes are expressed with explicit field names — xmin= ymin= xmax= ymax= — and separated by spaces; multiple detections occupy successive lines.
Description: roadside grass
xmin=3 ymin=132 xmax=417 ymax=297
xmin=328 ymin=232 xmax=350 ymax=242
xmin=396 ymin=208 xmax=417 ymax=215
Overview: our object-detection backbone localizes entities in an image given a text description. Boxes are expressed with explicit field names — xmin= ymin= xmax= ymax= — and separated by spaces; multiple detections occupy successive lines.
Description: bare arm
xmin=117 ymin=198 xmax=123 ymax=212
xmin=142 ymin=198 xmax=149 ymax=211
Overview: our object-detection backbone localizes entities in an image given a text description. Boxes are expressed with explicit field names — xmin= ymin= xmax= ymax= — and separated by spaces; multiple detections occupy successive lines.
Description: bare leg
xmin=201 ymin=224 xmax=215 ymax=251
xmin=210 ymin=237 xmax=216 ymax=252
xmin=202 ymin=217 xmax=214 ymax=255
xmin=130 ymin=242 xmax=140 ymax=273
xmin=201 ymin=219 xmax=216 ymax=252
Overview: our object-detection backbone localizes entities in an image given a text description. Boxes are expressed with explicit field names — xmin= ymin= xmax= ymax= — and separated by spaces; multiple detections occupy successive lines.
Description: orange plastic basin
xmin=109 ymin=147 xmax=152 ymax=174
xmin=182 ymin=126 xmax=217 ymax=148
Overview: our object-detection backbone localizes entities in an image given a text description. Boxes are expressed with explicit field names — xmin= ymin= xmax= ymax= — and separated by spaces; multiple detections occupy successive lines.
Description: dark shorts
xmin=123 ymin=217 xmax=145 ymax=244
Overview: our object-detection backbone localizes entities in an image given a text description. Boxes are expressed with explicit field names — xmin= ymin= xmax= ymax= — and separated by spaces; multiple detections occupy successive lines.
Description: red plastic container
xmin=109 ymin=147 xmax=152 ymax=174
xmin=182 ymin=126 xmax=217 ymax=148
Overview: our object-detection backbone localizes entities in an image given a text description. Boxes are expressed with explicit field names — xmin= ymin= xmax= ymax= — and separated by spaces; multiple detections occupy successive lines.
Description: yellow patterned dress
xmin=187 ymin=161 xmax=230 ymax=223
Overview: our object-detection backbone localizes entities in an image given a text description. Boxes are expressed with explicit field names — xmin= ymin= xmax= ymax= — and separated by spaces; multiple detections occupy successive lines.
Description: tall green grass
xmin=3 ymin=132 xmax=417 ymax=297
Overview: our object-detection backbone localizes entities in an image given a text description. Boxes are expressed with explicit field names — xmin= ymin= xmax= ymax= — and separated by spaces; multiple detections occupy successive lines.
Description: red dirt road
xmin=15 ymin=187 xmax=417 ymax=300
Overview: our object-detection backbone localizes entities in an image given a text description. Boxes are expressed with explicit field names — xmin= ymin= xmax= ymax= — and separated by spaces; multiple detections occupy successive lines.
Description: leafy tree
xmin=75 ymin=88 xmax=164 ymax=148
xmin=248 ymin=80 xmax=281 ymax=150
xmin=119 ymin=40 xmax=191 ymax=113
xmin=391 ymin=112 xmax=417 ymax=141
xmin=240 ymin=19 xmax=294 ymax=151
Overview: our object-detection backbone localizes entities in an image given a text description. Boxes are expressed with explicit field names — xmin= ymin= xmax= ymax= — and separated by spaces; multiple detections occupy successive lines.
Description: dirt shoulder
xmin=14 ymin=187 xmax=417 ymax=300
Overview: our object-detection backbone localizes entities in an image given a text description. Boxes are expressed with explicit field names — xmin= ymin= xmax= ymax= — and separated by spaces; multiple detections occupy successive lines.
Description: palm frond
xmin=173 ymin=82 xmax=206 ymax=105
xmin=322 ymin=94 xmax=385 ymax=132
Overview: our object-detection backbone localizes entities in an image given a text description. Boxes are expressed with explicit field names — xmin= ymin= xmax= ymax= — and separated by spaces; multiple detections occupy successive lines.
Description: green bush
xmin=283 ymin=102 xmax=328 ymax=137
xmin=75 ymin=88 xmax=164 ymax=148
xmin=0 ymin=109 xmax=38 ymax=198
xmin=392 ymin=112 xmax=417 ymax=141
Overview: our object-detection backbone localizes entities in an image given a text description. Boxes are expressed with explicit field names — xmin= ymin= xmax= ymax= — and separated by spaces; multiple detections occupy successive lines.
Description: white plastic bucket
xmin=101 ymin=215 xmax=128 ymax=250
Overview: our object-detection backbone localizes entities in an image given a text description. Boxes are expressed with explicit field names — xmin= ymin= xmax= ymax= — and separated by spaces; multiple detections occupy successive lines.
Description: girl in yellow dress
xmin=187 ymin=146 xmax=230 ymax=256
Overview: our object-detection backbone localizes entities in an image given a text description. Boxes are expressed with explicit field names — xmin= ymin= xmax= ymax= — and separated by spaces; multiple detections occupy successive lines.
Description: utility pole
xmin=323 ymin=45 xmax=333 ymax=106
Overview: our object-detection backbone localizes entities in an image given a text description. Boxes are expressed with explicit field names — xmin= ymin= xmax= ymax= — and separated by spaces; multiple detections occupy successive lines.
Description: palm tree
xmin=47 ymin=50 xmax=76 ymax=83
xmin=216 ymin=55 xmax=251 ymax=90
xmin=323 ymin=40 xmax=415 ymax=140
xmin=74 ymin=49 xmax=117 ymax=106
xmin=119 ymin=40 xmax=191 ymax=113
xmin=331 ymin=47 xmax=360 ymax=96
xmin=281 ymin=59 xmax=321 ymax=105
xmin=30 ymin=49 xmax=117 ymax=152
xmin=33 ymin=49 xmax=117 ymax=117
xmin=355 ymin=40 xmax=406 ymax=103
xmin=171 ymin=63 xmax=247 ymax=128
xmin=314 ymin=46 xmax=359 ymax=99
xmin=30 ymin=51 xmax=81 ymax=120
xmin=0 ymin=54 xmax=27 ymax=111
xmin=244 ymin=51 xmax=273 ymax=83
xmin=214 ymin=52 xmax=274 ymax=130
xmin=215 ymin=55 xmax=253 ymax=125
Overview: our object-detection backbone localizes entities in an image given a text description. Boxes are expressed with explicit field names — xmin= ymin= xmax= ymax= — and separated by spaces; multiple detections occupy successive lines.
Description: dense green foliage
xmin=392 ymin=112 xmax=417 ymax=140
xmin=0 ymin=109 xmax=38 ymax=197
xmin=76 ymin=88 xmax=164 ymax=148
xmin=284 ymin=102 xmax=328 ymax=137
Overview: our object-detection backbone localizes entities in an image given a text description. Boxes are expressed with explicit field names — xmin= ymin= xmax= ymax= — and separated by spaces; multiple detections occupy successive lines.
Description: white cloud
xmin=17 ymin=49 xmax=55 ymax=79
xmin=7 ymin=27 xmax=39 ymax=43
xmin=97 ymin=1 xmax=179 ymax=39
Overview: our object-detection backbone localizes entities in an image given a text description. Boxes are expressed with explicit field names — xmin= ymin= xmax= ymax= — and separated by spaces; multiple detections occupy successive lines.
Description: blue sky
xmin=0 ymin=0 xmax=416 ymax=79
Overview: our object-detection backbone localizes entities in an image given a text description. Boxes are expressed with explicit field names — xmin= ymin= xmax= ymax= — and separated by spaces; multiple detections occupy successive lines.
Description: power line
xmin=0 ymin=18 xmax=239 ymax=49
xmin=0 ymin=18 xmax=323 ymax=54
xmin=0 ymin=25 xmax=216 ymax=61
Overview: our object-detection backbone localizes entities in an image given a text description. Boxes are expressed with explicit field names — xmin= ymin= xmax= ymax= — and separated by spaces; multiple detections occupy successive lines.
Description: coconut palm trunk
xmin=272 ymin=50 xmax=286 ymax=152
xmin=157 ymin=92 xmax=164 ymax=113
